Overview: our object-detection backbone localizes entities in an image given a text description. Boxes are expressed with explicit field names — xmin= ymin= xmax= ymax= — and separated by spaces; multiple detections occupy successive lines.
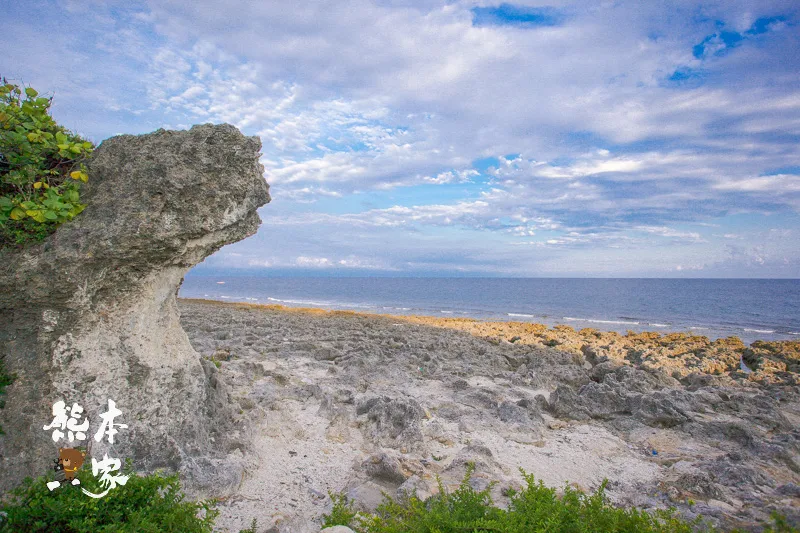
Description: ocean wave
xmin=744 ymin=328 xmax=775 ymax=334
xmin=440 ymin=310 xmax=453 ymax=314
xmin=789 ymin=332 xmax=800 ymax=336
xmin=266 ymin=296 xmax=377 ymax=309
xmin=563 ymin=317 xmax=640 ymax=325
xmin=648 ymin=323 xmax=670 ymax=327
xmin=266 ymin=296 xmax=330 ymax=306
xmin=216 ymin=281 xmax=225 ymax=284
xmin=508 ymin=313 xmax=535 ymax=318
xmin=220 ymin=296 xmax=230 ymax=299
xmin=689 ymin=326 xmax=708 ymax=330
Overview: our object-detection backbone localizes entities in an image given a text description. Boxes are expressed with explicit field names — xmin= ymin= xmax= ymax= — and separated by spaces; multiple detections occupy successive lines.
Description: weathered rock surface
xmin=0 ymin=124 xmax=269 ymax=495
xmin=397 ymin=316 xmax=800 ymax=385
xmin=177 ymin=300 xmax=799 ymax=532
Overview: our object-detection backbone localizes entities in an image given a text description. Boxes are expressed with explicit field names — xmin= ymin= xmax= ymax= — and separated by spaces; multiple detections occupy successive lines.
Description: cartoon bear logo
xmin=58 ymin=447 xmax=86 ymax=481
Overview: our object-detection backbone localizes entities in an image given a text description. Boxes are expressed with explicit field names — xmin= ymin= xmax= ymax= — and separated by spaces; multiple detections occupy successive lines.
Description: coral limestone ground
xmin=178 ymin=299 xmax=800 ymax=533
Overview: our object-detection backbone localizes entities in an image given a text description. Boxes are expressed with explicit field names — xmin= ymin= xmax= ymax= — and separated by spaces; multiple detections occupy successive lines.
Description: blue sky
xmin=2 ymin=0 xmax=799 ymax=277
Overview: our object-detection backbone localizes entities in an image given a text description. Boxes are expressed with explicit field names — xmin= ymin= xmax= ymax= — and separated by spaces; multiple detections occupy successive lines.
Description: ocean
xmin=179 ymin=276 xmax=800 ymax=344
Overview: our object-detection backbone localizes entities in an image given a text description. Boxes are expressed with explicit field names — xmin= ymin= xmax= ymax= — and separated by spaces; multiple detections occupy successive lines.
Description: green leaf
xmin=1 ymin=82 xmax=92 ymax=247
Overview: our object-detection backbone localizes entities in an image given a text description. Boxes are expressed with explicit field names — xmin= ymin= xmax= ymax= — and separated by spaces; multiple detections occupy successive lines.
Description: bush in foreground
xmin=1 ymin=461 xmax=795 ymax=532
xmin=0 ymin=466 xmax=217 ymax=533
xmin=323 ymin=464 xmax=797 ymax=533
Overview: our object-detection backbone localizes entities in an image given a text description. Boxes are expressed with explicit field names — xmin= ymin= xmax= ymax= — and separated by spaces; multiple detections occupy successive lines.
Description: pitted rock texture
xmin=0 ymin=124 xmax=269 ymax=495
xmin=394 ymin=317 xmax=800 ymax=385
xmin=177 ymin=300 xmax=799 ymax=532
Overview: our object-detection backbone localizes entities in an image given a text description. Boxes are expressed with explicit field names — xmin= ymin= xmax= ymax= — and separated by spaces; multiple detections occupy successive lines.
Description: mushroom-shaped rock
xmin=0 ymin=124 xmax=269 ymax=495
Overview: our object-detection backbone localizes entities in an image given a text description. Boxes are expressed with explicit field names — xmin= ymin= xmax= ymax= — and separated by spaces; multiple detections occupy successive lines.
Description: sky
xmin=2 ymin=0 xmax=799 ymax=277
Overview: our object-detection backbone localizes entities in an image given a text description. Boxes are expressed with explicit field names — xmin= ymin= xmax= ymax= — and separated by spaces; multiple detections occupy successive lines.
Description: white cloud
xmin=295 ymin=256 xmax=333 ymax=268
xmin=713 ymin=174 xmax=800 ymax=192
xmin=4 ymin=0 xmax=799 ymax=276
xmin=634 ymin=226 xmax=705 ymax=243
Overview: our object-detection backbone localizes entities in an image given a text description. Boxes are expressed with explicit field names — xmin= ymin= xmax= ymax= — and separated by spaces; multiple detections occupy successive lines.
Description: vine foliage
xmin=0 ymin=79 xmax=93 ymax=248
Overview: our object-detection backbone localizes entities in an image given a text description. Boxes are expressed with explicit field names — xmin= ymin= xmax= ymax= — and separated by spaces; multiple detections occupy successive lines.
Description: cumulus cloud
xmin=295 ymin=256 xmax=334 ymax=268
xmin=3 ymin=0 xmax=799 ymax=276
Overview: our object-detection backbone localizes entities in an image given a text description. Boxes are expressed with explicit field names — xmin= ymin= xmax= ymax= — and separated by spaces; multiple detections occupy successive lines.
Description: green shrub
xmin=323 ymin=491 xmax=358 ymax=528
xmin=0 ymin=358 xmax=14 ymax=434
xmin=0 ymin=466 xmax=218 ymax=533
xmin=323 ymin=463 xmax=798 ymax=533
xmin=238 ymin=518 xmax=259 ymax=533
xmin=0 ymin=79 xmax=93 ymax=248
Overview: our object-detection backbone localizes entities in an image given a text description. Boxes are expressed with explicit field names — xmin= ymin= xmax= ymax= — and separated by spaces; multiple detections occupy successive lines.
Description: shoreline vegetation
xmin=180 ymin=298 xmax=799 ymax=386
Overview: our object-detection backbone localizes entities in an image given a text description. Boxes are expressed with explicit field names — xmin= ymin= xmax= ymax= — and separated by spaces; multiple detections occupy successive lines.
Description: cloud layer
xmin=2 ymin=0 xmax=799 ymax=276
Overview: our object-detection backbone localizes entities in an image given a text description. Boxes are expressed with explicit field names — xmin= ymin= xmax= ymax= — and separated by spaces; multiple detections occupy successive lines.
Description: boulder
xmin=547 ymin=385 xmax=590 ymax=420
xmin=630 ymin=391 xmax=691 ymax=428
xmin=362 ymin=451 xmax=409 ymax=485
xmin=0 ymin=124 xmax=269 ymax=495
xmin=356 ymin=396 xmax=425 ymax=450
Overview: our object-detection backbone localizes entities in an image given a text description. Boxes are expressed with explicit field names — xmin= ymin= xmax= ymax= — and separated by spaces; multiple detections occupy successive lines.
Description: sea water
xmin=179 ymin=276 xmax=800 ymax=344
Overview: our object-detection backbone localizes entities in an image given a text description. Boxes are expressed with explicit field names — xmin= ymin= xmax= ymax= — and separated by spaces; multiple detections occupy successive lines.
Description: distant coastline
xmin=180 ymin=297 xmax=799 ymax=386
xmin=179 ymin=276 xmax=800 ymax=344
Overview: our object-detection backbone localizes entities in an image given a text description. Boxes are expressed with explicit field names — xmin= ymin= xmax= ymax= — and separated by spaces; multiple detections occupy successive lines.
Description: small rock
xmin=706 ymin=499 xmax=737 ymax=513
xmin=498 ymin=401 xmax=531 ymax=424
xmin=451 ymin=379 xmax=469 ymax=391
xmin=363 ymin=452 xmax=408 ymax=485
xmin=777 ymin=483 xmax=800 ymax=497
xmin=347 ymin=481 xmax=389 ymax=513
xmin=357 ymin=396 xmax=426 ymax=449
xmin=397 ymin=475 xmax=433 ymax=501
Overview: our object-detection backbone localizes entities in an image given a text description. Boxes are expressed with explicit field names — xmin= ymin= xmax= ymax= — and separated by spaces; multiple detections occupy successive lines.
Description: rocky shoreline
xmin=178 ymin=298 xmax=800 ymax=533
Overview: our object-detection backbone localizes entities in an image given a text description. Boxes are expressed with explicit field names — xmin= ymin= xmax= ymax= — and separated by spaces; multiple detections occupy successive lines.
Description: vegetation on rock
xmin=0 ymin=80 xmax=93 ymax=248
xmin=0 ymin=358 xmax=14 ymax=434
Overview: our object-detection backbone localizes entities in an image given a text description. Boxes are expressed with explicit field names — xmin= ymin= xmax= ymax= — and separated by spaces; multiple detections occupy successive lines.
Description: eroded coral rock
xmin=356 ymin=396 xmax=425 ymax=450
xmin=0 ymin=124 xmax=269 ymax=495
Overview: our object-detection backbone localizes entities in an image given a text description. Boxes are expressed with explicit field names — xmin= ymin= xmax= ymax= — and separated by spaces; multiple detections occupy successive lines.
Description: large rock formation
xmin=0 ymin=124 xmax=269 ymax=495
